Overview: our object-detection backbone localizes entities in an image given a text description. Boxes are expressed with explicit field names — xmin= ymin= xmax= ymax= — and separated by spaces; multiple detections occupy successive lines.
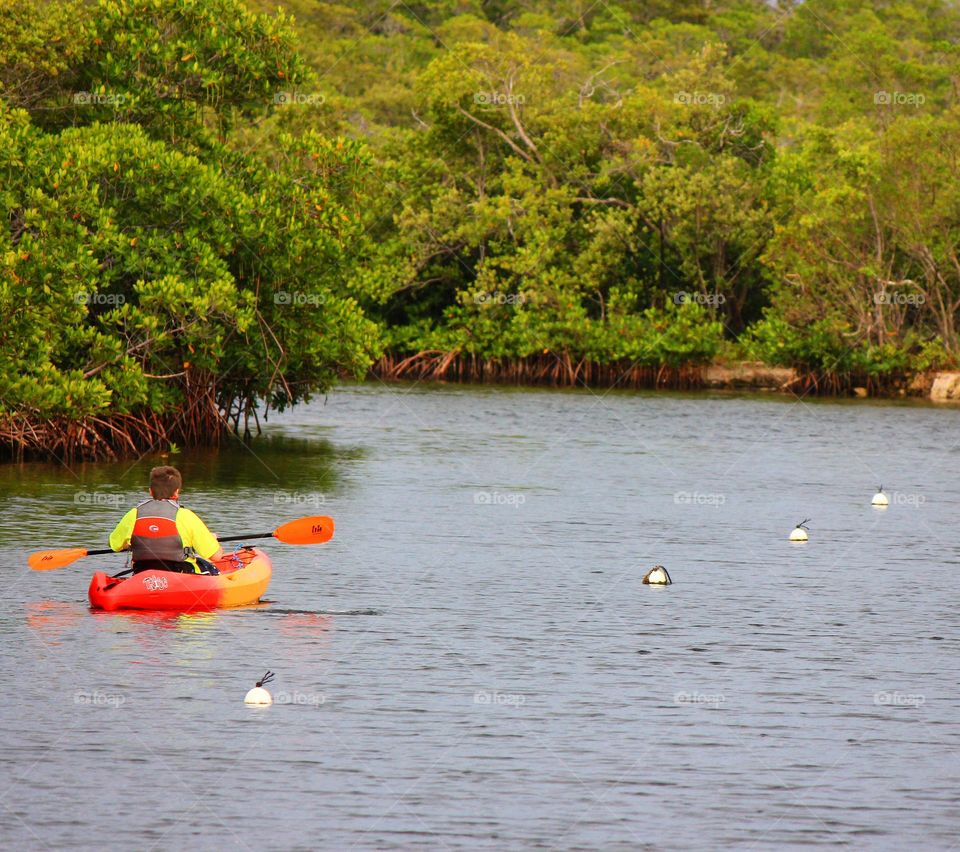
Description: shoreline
xmin=4 ymin=363 xmax=958 ymax=463
xmin=368 ymin=355 xmax=960 ymax=403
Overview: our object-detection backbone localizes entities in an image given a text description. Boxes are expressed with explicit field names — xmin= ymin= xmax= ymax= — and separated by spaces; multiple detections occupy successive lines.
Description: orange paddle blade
xmin=274 ymin=516 xmax=335 ymax=545
xmin=29 ymin=548 xmax=89 ymax=571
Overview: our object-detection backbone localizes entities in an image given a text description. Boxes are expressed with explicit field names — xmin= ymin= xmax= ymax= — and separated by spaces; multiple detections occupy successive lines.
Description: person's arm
xmin=177 ymin=508 xmax=222 ymax=560
xmin=109 ymin=508 xmax=137 ymax=552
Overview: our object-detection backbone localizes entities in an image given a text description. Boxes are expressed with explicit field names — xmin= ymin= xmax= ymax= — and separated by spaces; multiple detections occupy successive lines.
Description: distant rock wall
xmin=930 ymin=372 xmax=960 ymax=402
xmin=702 ymin=362 xmax=798 ymax=391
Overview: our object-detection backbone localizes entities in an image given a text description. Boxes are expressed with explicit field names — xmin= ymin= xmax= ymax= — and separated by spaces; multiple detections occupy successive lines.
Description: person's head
xmin=149 ymin=466 xmax=182 ymax=500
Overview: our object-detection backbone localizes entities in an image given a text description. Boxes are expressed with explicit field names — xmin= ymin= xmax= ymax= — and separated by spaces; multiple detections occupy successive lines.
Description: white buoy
xmin=871 ymin=486 xmax=889 ymax=507
xmin=244 ymin=686 xmax=273 ymax=705
xmin=643 ymin=565 xmax=672 ymax=585
xmin=789 ymin=520 xmax=810 ymax=542
xmin=244 ymin=670 xmax=275 ymax=705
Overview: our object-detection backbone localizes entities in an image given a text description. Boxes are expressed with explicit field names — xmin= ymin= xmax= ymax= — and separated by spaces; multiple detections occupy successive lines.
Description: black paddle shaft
xmin=217 ymin=531 xmax=274 ymax=543
xmin=92 ymin=531 xmax=272 ymax=556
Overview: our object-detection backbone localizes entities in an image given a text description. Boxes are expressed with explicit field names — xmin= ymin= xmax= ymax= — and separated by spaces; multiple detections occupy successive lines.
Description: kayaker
xmin=109 ymin=466 xmax=223 ymax=574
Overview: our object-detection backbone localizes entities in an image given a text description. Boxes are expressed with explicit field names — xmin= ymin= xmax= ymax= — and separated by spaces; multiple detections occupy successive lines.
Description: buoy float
xmin=789 ymin=519 xmax=810 ymax=542
xmin=643 ymin=565 xmax=672 ymax=585
xmin=871 ymin=485 xmax=889 ymax=507
xmin=244 ymin=670 xmax=275 ymax=705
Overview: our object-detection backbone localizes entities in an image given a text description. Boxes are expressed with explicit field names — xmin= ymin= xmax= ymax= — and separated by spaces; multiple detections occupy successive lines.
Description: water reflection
xmin=88 ymin=609 xmax=221 ymax=631
xmin=25 ymin=601 xmax=84 ymax=644
xmin=86 ymin=608 xmax=224 ymax=668
xmin=276 ymin=612 xmax=334 ymax=640
xmin=0 ymin=434 xmax=346 ymax=494
xmin=0 ymin=435 xmax=350 ymax=549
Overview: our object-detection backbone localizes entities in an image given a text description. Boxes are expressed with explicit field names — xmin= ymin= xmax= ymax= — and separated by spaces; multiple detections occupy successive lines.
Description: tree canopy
xmin=1 ymin=0 xmax=379 ymax=458
xmin=244 ymin=0 xmax=960 ymax=386
xmin=3 ymin=0 xmax=960 ymax=456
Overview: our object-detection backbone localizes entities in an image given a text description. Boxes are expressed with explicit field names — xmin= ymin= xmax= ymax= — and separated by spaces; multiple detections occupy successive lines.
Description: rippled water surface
xmin=1 ymin=384 xmax=959 ymax=850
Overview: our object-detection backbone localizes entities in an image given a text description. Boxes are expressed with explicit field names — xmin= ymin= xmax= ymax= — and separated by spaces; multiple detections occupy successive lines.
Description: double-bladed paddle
xmin=27 ymin=515 xmax=335 ymax=571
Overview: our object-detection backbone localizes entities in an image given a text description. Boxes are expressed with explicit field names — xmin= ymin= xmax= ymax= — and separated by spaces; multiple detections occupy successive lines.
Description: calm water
xmin=1 ymin=384 xmax=958 ymax=850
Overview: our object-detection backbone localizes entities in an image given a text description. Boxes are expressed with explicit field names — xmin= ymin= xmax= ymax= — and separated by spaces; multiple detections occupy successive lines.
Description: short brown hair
xmin=150 ymin=466 xmax=182 ymax=499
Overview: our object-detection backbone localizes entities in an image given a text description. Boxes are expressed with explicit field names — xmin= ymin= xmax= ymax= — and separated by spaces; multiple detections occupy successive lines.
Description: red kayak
xmin=88 ymin=547 xmax=272 ymax=612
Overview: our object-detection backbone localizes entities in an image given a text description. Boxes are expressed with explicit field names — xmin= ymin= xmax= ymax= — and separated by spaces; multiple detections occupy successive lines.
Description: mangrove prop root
xmin=372 ymin=352 xmax=915 ymax=397
xmin=369 ymin=351 xmax=705 ymax=390
xmin=0 ymin=405 xmax=228 ymax=463
xmin=0 ymin=367 xmax=234 ymax=461
xmin=782 ymin=370 xmax=909 ymax=397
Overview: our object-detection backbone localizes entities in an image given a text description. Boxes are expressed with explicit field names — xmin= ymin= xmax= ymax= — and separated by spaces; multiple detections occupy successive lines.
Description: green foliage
xmin=0 ymin=107 xmax=378 ymax=423
xmin=5 ymin=0 xmax=308 ymax=146
xmin=5 ymin=0 xmax=960 ymax=449
xmin=0 ymin=0 xmax=379 ymax=442
xmin=303 ymin=0 xmax=958 ymax=379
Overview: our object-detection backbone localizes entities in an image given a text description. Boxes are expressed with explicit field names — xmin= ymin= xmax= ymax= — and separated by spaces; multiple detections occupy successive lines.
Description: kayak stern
xmin=88 ymin=548 xmax=272 ymax=612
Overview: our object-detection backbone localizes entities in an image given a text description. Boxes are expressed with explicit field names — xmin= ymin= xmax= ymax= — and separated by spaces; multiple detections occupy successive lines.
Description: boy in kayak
xmin=109 ymin=466 xmax=223 ymax=574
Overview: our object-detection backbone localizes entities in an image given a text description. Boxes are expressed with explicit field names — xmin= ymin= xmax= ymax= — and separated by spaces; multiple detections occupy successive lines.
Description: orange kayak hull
xmin=88 ymin=548 xmax=272 ymax=612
